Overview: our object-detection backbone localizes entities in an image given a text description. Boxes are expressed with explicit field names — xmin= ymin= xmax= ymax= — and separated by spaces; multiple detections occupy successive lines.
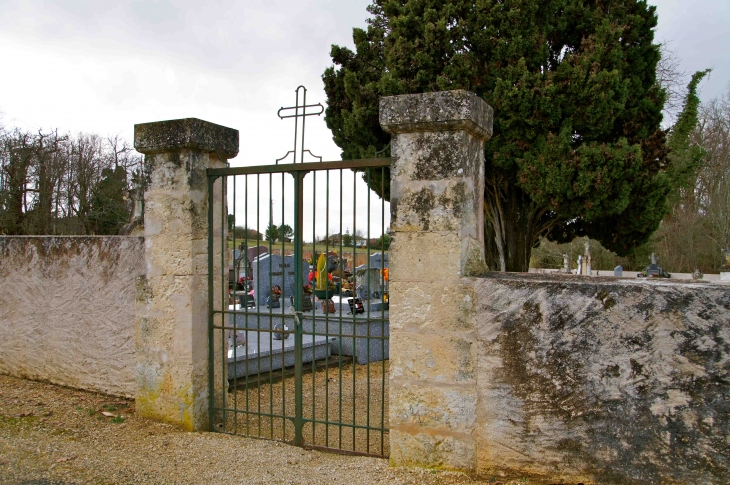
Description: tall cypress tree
xmin=324 ymin=0 xmax=673 ymax=271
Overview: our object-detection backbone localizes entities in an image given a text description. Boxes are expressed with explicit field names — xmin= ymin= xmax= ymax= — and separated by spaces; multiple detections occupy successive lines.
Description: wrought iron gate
xmin=207 ymin=87 xmax=391 ymax=457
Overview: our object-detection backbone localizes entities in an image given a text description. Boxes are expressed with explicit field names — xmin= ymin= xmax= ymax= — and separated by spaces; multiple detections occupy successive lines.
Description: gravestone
xmin=563 ymin=253 xmax=570 ymax=273
xmin=721 ymin=248 xmax=730 ymax=281
xmin=251 ymin=254 xmax=307 ymax=306
xmin=642 ymin=253 xmax=670 ymax=278
xmin=355 ymin=267 xmax=383 ymax=299
xmin=369 ymin=252 xmax=388 ymax=270
xmin=614 ymin=265 xmax=623 ymax=277
xmin=356 ymin=284 xmax=369 ymax=301
xmin=247 ymin=245 xmax=268 ymax=262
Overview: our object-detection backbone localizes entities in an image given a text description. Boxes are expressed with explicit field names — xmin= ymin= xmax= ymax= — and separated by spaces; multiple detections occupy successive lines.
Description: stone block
xmin=389 ymin=428 xmax=476 ymax=471
xmin=135 ymin=118 xmax=239 ymax=159
xmin=380 ymin=90 xmax=493 ymax=142
xmin=390 ymin=231 xmax=463 ymax=281
xmin=390 ymin=382 xmax=477 ymax=432
xmin=390 ymin=130 xmax=485 ymax=181
xmin=389 ymin=331 xmax=476 ymax=383
xmin=388 ymin=281 xmax=477 ymax=333
xmin=390 ymin=177 xmax=478 ymax=233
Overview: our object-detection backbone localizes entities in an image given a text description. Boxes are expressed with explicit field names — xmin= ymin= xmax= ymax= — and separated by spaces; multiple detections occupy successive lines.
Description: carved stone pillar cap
xmin=134 ymin=118 xmax=239 ymax=158
xmin=379 ymin=90 xmax=493 ymax=141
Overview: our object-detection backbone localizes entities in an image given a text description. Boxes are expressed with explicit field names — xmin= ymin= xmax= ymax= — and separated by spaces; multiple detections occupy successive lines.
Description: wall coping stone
xmin=379 ymin=90 xmax=493 ymax=141
xmin=134 ymin=118 xmax=239 ymax=158
xmin=478 ymin=271 xmax=730 ymax=288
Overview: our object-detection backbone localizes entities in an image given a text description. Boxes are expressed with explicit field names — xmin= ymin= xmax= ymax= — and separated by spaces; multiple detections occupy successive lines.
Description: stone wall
xmin=472 ymin=273 xmax=729 ymax=484
xmin=0 ymin=236 xmax=144 ymax=397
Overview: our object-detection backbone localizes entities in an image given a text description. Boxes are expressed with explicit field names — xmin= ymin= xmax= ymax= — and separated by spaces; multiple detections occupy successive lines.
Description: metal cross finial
xmin=276 ymin=85 xmax=324 ymax=164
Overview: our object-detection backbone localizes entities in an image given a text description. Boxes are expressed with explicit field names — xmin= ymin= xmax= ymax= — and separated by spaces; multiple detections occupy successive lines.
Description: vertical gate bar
xmin=351 ymin=167 xmax=357 ymax=451
xmin=256 ymin=173 xmax=262 ymax=437
xmin=220 ymin=171 xmax=228 ymax=430
xmin=244 ymin=174 xmax=251 ymax=437
xmin=280 ymin=171 xmax=286 ymax=441
xmin=365 ymin=168 xmax=370 ymax=453
xmin=380 ymin=166 xmax=387 ymax=456
xmin=338 ymin=167 xmax=345 ymax=451
xmin=309 ymin=169 xmax=317 ymax=444
xmin=207 ymin=174 xmax=216 ymax=431
xmin=232 ymin=174 xmax=238 ymax=434
xmin=268 ymin=173 xmax=274 ymax=440
xmin=293 ymin=169 xmax=305 ymax=447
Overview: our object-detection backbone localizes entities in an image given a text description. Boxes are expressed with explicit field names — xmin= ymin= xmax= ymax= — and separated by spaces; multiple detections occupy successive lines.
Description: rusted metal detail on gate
xmin=207 ymin=89 xmax=391 ymax=457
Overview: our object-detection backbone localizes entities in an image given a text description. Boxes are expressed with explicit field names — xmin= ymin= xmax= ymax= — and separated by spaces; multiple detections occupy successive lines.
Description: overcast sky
xmin=1 ymin=0 xmax=727 ymax=237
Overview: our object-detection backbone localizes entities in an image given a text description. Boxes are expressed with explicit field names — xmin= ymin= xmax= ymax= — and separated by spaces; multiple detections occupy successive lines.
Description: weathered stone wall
xmin=473 ymin=273 xmax=730 ymax=484
xmin=0 ymin=236 xmax=144 ymax=397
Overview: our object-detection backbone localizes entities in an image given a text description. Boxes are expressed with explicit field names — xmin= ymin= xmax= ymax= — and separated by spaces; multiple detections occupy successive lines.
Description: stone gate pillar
xmin=380 ymin=91 xmax=492 ymax=470
xmin=134 ymin=118 xmax=238 ymax=431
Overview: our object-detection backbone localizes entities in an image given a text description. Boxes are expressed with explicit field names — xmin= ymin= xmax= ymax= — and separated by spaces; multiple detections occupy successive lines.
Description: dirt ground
xmin=0 ymin=374 xmax=527 ymax=485
xmin=222 ymin=359 xmax=389 ymax=457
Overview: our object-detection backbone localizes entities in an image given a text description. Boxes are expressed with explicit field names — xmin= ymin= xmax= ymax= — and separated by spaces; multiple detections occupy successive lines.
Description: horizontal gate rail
xmin=207 ymin=157 xmax=391 ymax=177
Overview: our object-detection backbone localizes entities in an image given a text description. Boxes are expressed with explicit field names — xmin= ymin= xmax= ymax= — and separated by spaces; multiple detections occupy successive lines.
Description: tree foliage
xmin=89 ymin=166 xmax=129 ymax=235
xmin=324 ymin=0 xmax=679 ymax=271
xmin=264 ymin=222 xmax=279 ymax=241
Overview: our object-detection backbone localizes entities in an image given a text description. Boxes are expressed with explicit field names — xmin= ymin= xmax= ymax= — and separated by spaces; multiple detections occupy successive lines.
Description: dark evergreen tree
xmin=89 ymin=166 xmax=129 ymax=235
xmin=323 ymin=0 xmax=676 ymax=271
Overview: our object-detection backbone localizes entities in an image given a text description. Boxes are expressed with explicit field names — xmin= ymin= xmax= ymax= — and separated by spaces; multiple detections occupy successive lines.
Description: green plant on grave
xmin=316 ymin=252 xmax=328 ymax=291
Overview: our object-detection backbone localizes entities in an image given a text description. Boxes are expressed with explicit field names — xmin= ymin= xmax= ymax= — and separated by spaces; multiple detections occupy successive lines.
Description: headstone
xmin=563 ymin=253 xmax=570 ymax=273
xmin=354 ymin=267 xmax=383 ymax=299
xmin=721 ymin=248 xmax=730 ymax=281
xmin=584 ymin=240 xmax=592 ymax=275
xmin=614 ymin=265 xmax=623 ymax=277
xmin=577 ymin=255 xmax=583 ymax=275
xmin=251 ymin=253 xmax=308 ymax=306
xmin=247 ymin=245 xmax=268 ymax=262
xmin=368 ymin=252 xmax=388 ymax=270
xmin=642 ymin=253 xmax=670 ymax=278
xmin=356 ymin=284 xmax=369 ymax=301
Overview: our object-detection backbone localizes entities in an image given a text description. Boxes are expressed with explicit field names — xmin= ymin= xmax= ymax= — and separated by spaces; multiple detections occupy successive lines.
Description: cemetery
xmin=227 ymin=250 xmax=390 ymax=380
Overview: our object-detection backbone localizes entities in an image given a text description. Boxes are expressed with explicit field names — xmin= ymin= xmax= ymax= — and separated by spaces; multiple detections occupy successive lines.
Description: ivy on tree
xmin=323 ymin=0 xmax=685 ymax=271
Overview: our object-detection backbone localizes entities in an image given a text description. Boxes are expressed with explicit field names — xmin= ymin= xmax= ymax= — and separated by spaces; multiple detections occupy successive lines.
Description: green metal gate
xmin=207 ymin=87 xmax=391 ymax=457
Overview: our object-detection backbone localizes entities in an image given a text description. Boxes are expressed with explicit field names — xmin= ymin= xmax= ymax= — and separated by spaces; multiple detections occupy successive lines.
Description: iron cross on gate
xmin=276 ymin=85 xmax=324 ymax=164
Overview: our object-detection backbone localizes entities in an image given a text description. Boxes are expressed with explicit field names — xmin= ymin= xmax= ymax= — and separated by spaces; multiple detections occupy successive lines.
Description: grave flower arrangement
xmin=313 ymin=252 xmax=337 ymax=298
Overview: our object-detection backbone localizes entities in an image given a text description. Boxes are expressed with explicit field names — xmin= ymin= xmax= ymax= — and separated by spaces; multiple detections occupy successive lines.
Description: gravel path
xmin=223 ymin=359 xmax=388 ymax=457
xmin=0 ymin=374 xmax=492 ymax=485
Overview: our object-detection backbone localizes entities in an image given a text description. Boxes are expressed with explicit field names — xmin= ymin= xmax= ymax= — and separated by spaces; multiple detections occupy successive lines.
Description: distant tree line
xmin=0 ymin=123 xmax=143 ymax=235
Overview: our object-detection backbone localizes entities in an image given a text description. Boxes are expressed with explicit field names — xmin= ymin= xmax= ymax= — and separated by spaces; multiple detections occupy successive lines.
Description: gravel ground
xmin=0 ymin=374 xmax=502 ymax=485
xmin=222 ymin=359 xmax=388 ymax=456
